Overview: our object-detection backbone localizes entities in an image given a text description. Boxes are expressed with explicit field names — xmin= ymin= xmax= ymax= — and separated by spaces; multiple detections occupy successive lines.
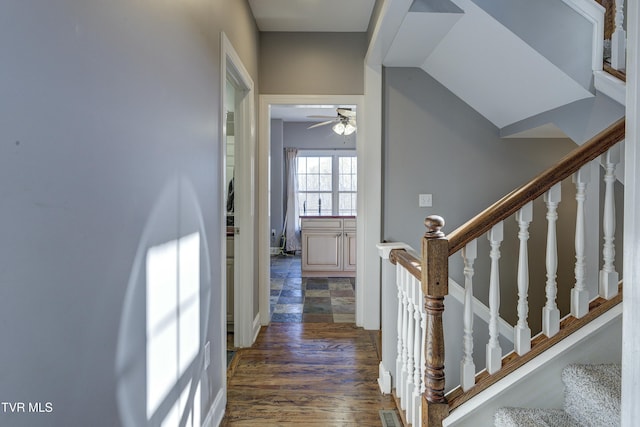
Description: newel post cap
xmin=424 ymin=215 xmax=445 ymax=238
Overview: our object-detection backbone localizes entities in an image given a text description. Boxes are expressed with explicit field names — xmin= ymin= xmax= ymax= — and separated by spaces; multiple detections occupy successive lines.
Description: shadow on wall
xmin=115 ymin=176 xmax=211 ymax=427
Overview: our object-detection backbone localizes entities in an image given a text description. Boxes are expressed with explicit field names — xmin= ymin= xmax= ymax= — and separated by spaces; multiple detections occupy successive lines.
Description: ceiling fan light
xmin=344 ymin=123 xmax=356 ymax=135
xmin=332 ymin=122 xmax=346 ymax=135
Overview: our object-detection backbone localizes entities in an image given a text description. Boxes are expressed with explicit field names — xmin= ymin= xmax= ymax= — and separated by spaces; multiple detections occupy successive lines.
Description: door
xmin=225 ymin=79 xmax=236 ymax=331
xmin=223 ymin=34 xmax=255 ymax=348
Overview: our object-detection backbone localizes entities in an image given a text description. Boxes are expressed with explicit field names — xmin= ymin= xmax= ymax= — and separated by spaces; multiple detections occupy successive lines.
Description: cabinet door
xmin=227 ymin=258 xmax=234 ymax=324
xmin=343 ymin=231 xmax=357 ymax=271
xmin=302 ymin=230 xmax=343 ymax=271
xmin=227 ymin=237 xmax=234 ymax=325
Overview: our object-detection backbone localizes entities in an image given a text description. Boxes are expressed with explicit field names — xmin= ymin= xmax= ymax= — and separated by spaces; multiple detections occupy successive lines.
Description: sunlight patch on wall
xmin=145 ymin=232 xmax=200 ymax=421
xmin=115 ymin=176 xmax=212 ymax=427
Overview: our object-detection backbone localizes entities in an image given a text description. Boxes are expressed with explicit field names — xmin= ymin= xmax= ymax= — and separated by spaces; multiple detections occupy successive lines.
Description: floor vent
xmin=379 ymin=410 xmax=401 ymax=427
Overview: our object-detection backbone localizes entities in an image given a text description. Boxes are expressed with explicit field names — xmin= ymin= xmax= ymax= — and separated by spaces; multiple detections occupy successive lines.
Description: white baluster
xmin=572 ymin=165 xmax=590 ymax=318
xmin=395 ymin=267 xmax=402 ymax=401
xmin=404 ymin=276 xmax=415 ymax=418
xmin=543 ymin=183 xmax=561 ymax=337
xmin=418 ymin=291 xmax=426 ymax=427
xmin=403 ymin=268 xmax=411 ymax=408
xmin=600 ymin=146 xmax=620 ymax=299
xmin=515 ymin=202 xmax=533 ymax=355
xmin=461 ymin=239 xmax=477 ymax=391
xmin=486 ymin=222 xmax=503 ymax=374
xmin=611 ymin=0 xmax=626 ymax=71
xmin=412 ymin=276 xmax=422 ymax=427
xmin=398 ymin=267 xmax=407 ymax=404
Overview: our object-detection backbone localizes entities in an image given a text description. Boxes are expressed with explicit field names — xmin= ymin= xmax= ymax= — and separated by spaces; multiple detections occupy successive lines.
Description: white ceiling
xmin=248 ymin=0 xmax=376 ymax=32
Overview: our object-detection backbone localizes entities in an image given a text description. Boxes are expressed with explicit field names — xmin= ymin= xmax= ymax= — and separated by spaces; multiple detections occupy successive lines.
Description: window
xmin=338 ymin=156 xmax=357 ymax=216
xmin=297 ymin=151 xmax=356 ymax=217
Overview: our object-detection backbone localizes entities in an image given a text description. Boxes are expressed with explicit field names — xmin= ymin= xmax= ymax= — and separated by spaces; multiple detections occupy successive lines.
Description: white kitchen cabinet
xmin=301 ymin=217 xmax=356 ymax=277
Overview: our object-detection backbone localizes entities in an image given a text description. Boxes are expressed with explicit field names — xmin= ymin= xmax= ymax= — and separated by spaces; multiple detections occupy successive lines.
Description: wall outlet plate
xmin=204 ymin=341 xmax=210 ymax=369
xmin=419 ymin=194 xmax=432 ymax=207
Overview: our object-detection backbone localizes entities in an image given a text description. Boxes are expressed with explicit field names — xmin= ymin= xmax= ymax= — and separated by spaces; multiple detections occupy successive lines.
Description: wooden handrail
xmin=447 ymin=118 xmax=625 ymax=256
xmin=604 ymin=63 xmax=626 ymax=82
xmin=389 ymin=248 xmax=422 ymax=280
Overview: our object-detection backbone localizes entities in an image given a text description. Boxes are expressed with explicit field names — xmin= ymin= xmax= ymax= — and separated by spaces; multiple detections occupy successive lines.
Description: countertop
xmin=300 ymin=215 xmax=356 ymax=219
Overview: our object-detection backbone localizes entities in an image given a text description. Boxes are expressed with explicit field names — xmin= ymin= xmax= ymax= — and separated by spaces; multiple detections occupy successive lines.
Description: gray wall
xmin=259 ymin=32 xmax=367 ymax=94
xmin=383 ymin=67 xmax=581 ymax=329
xmin=270 ymin=121 xmax=356 ymax=241
xmin=0 ymin=1 xmax=258 ymax=426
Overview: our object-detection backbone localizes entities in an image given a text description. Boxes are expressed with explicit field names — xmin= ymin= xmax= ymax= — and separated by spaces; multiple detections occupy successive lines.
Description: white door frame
xmin=221 ymin=33 xmax=256 ymax=349
xmin=257 ymin=94 xmax=382 ymax=329
xmin=622 ymin=0 xmax=640 ymax=423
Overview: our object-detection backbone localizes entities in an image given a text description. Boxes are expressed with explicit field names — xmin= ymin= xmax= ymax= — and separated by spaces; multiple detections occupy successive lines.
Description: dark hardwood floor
xmin=222 ymin=323 xmax=398 ymax=426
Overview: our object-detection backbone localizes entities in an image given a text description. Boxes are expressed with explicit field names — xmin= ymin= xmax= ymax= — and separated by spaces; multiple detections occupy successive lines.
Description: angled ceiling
xmin=248 ymin=0 xmax=376 ymax=32
xmin=382 ymin=0 xmax=593 ymax=130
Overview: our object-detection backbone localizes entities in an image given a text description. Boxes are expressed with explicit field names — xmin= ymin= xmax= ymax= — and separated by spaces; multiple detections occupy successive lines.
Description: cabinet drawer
xmin=343 ymin=218 xmax=356 ymax=230
xmin=301 ymin=218 xmax=343 ymax=230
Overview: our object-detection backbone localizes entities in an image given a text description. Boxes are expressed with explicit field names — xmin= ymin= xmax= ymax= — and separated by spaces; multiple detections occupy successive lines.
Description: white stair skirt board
xmin=442 ymin=304 xmax=622 ymax=427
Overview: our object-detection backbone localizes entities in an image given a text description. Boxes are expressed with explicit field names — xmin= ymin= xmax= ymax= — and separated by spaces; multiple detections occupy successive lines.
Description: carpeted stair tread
xmin=494 ymin=363 xmax=621 ymax=427
xmin=562 ymin=363 xmax=621 ymax=427
xmin=494 ymin=407 xmax=581 ymax=427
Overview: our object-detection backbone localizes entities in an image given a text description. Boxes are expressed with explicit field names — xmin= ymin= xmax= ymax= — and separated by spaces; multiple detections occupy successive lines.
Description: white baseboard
xmin=378 ymin=361 xmax=392 ymax=394
xmin=202 ymin=388 xmax=225 ymax=427
xmin=252 ymin=313 xmax=262 ymax=344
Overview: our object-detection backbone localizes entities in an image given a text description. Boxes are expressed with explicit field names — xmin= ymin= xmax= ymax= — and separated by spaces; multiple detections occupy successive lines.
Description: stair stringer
xmin=500 ymin=91 xmax=625 ymax=143
xmin=442 ymin=303 xmax=622 ymax=427
xmin=443 ymin=278 xmax=514 ymax=394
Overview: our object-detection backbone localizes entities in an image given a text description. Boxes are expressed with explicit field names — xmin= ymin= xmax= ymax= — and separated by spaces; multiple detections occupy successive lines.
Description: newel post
xmin=421 ymin=216 xmax=450 ymax=426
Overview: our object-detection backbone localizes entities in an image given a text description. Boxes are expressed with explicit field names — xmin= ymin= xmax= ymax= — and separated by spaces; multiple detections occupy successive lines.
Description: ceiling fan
xmin=307 ymin=108 xmax=357 ymax=135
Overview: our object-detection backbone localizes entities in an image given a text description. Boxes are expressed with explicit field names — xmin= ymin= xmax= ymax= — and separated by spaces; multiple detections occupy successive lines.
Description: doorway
xmin=257 ymin=95 xmax=366 ymax=328
xmin=221 ymin=33 xmax=255 ymax=350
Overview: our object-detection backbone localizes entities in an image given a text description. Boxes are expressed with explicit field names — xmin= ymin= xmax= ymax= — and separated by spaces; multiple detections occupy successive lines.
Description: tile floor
xmin=270 ymin=254 xmax=356 ymax=323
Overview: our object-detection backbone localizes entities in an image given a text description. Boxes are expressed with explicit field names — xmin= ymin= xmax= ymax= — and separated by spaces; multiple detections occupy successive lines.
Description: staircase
xmin=495 ymin=363 xmax=621 ymax=426
xmin=377 ymin=118 xmax=626 ymax=426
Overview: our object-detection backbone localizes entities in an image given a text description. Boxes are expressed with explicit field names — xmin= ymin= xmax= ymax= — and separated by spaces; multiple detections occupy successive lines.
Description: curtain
xmin=283 ymin=148 xmax=301 ymax=252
